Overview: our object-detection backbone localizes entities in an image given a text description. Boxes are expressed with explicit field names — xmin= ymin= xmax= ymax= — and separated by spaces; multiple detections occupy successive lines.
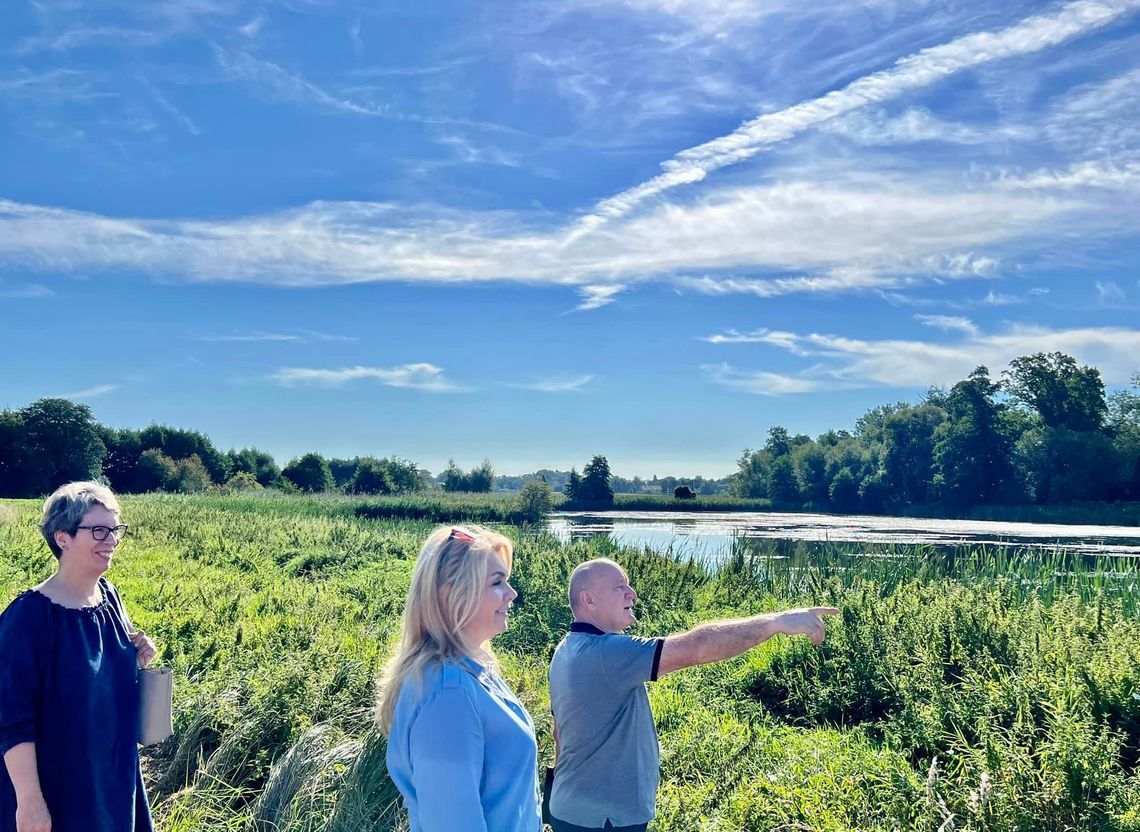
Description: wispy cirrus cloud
xmin=53 ymin=383 xmax=120 ymax=400
xmin=271 ymin=363 xmax=469 ymax=392
xmin=703 ymin=323 xmax=1140 ymax=393
xmin=1096 ymin=281 xmax=1127 ymax=305
xmin=515 ymin=375 xmax=595 ymax=392
xmin=0 ymin=281 xmax=54 ymax=299
xmin=916 ymin=315 xmax=980 ymax=337
xmin=702 ymin=363 xmax=835 ymax=396
xmin=212 ymin=45 xmax=517 ymax=133
xmin=823 ymin=107 xmax=1034 ymax=146
xmin=192 ymin=330 xmax=357 ymax=343
xmin=573 ymin=285 xmax=624 ymax=311
xmin=0 ymin=158 xmax=1130 ymax=299
xmin=567 ymin=0 xmax=1140 ymax=238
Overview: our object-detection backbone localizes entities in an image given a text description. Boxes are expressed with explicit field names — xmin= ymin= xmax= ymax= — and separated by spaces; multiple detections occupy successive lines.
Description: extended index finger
xmin=813 ymin=607 xmax=840 ymax=616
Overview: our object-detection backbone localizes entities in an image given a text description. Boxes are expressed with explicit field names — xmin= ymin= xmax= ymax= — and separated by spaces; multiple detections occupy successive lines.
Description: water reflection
xmin=547 ymin=510 xmax=1140 ymax=560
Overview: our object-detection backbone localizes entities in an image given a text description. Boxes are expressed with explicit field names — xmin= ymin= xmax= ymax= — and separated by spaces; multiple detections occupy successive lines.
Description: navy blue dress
xmin=0 ymin=577 xmax=153 ymax=832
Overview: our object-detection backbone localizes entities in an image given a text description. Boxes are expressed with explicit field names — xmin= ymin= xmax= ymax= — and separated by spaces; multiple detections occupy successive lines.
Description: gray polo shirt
xmin=548 ymin=622 xmax=664 ymax=828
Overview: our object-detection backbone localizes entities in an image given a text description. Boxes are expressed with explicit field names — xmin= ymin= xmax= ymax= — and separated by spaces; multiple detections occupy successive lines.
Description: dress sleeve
xmin=0 ymin=596 xmax=46 ymax=757
xmin=407 ymin=682 xmax=489 ymax=832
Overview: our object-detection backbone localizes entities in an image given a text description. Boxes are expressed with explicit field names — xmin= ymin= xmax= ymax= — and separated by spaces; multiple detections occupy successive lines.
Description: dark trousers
xmin=549 ymin=817 xmax=649 ymax=832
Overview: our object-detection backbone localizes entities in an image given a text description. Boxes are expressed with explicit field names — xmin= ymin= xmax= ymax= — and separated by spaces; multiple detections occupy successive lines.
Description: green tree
xmin=228 ymin=448 xmax=282 ymax=488
xmin=882 ymin=404 xmax=947 ymax=506
xmin=349 ymin=458 xmax=393 ymax=494
xmin=440 ymin=459 xmax=494 ymax=492
xmin=0 ymin=409 xmax=30 ymax=497
xmin=467 ymin=459 xmax=495 ymax=493
xmin=580 ymin=455 xmax=614 ymax=506
xmin=139 ymin=424 xmax=229 ymax=483
xmin=516 ymin=479 xmax=555 ymax=523
xmin=169 ymin=454 xmax=212 ymax=493
xmin=564 ymin=468 xmax=582 ymax=501
xmin=1002 ymin=352 xmax=1107 ymax=432
xmin=99 ymin=427 xmax=144 ymax=493
xmin=1015 ymin=426 xmax=1122 ymax=503
xmin=442 ymin=459 xmax=465 ymax=492
xmin=1108 ymin=375 xmax=1140 ymax=498
xmin=765 ymin=426 xmax=792 ymax=457
xmin=732 ymin=448 xmax=769 ymax=498
xmin=829 ymin=468 xmax=860 ymax=513
xmin=378 ymin=457 xmax=428 ymax=493
xmin=282 ymin=453 xmax=334 ymax=492
xmin=933 ymin=367 xmax=1015 ymax=506
xmin=18 ymin=398 xmax=106 ymax=495
xmin=768 ymin=455 xmax=800 ymax=504
xmin=792 ymin=443 xmax=829 ymax=505
xmin=223 ymin=471 xmax=263 ymax=492
xmin=327 ymin=457 xmax=359 ymax=489
xmin=135 ymin=449 xmax=179 ymax=492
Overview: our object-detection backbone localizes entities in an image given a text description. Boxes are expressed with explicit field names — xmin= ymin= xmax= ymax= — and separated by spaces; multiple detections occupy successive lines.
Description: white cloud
xmin=271 ymin=363 xmax=469 ymax=392
xmin=0 ymin=157 xmax=1127 ymax=297
xmin=1044 ymin=67 xmax=1140 ymax=157
xmin=192 ymin=330 xmax=356 ymax=343
xmin=701 ymin=328 xmax=814 ymax=355
xmin=574 ymin=285 xmax=625 ymax=310
xmin=709 ymin=323 xmax=1140 ymax=393
xmin=212 ymin=46 xmax=394 ymax=119
xmin=54 ymin=384 xmax=120 ymax=400
xmin=211 ymin=45 xmax=514 ymax=132
xmin=1097 ymin=281 xmax=1127 ymax=304
xmin=981 ymin=290 xmax=1022 ymax=305
xmin=0 ymin=282 xmax=54 ymax=299
xmin=915 ymin=314 xmax=979 ymax=337
xmin=824 ymin=107 xmax=1033 ymax=146
xmin=517 ymin=375 xmax=595 ymax=392
xmin=702 ymin=363 xmax=834 ymax=396
xmin=567 ymin=0 xmax=1139 ymax=237
xmin=1001 ymin=160 xmax=1140 ymax=191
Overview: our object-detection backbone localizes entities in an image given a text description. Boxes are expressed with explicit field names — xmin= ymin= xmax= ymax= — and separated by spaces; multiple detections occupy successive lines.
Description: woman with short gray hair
xmin=0 ymin=481 xmax=158 ymax=832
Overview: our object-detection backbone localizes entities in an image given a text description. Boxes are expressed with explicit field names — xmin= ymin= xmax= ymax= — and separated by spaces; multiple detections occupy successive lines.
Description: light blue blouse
xmin=386 ymin=655 xmax=541 ymax=832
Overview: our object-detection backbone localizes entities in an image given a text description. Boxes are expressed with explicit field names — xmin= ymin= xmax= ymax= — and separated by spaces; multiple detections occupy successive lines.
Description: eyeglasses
xmin=76 ymin=524 xmax=129 ymax=541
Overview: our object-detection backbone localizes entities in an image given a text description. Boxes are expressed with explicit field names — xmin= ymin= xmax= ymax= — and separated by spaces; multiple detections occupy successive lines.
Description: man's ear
xmin=579 ymin=589 xmax=595 ymax=610
xmin=54 ymin=529 xmax=71 ymax=552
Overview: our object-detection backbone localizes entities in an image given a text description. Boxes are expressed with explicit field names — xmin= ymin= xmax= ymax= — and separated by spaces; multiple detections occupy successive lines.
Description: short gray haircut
xmin=40 ymin=481 xmax=121 ymax=558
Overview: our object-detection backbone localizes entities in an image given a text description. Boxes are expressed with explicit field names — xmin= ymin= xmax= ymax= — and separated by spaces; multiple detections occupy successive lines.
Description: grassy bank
xmin=1 ymin=494 xmax=1139 ymax=830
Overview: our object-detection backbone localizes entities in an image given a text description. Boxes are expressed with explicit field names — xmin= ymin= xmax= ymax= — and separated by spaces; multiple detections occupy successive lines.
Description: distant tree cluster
xmin=0 ymin=400 xmax=426 ymax=498
xmin=565 ymin=455 xmax=615 ymax=506
xmin=440 ymin=459 xmax=496 ymax=493
xmin=732 ymin=353 xmax=1140 ymax=511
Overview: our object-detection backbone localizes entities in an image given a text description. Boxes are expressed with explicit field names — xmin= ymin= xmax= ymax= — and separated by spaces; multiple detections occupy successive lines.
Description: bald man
xmin=546 ymin=558 xmax=838 ymax=832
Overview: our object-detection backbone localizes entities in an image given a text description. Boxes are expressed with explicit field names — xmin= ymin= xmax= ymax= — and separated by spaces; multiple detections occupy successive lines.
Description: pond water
xmin=547 ymin=510 xmax=1140 ymax=560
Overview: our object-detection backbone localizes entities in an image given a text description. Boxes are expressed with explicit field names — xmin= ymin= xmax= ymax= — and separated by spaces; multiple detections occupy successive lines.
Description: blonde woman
xmin=379 ymin=525 xmax=540 ymax=832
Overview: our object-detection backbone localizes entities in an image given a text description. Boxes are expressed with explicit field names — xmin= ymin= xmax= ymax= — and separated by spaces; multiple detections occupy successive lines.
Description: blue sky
xmin=2 ymin=0 xmax=1139 ymax=478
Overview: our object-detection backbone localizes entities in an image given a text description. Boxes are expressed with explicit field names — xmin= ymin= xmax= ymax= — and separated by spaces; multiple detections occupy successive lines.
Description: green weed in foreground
xmin=1 ymin=494 xmax=1139 ymax=831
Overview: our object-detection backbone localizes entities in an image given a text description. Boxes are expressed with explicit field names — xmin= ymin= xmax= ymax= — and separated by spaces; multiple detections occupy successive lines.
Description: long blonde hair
xmin=377 ymin=524 xmax=514 ymax=734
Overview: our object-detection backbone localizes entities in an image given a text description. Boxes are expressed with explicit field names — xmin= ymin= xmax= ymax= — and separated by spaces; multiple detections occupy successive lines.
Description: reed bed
xmin=1 ymin=494 xmax=1138 ymax=831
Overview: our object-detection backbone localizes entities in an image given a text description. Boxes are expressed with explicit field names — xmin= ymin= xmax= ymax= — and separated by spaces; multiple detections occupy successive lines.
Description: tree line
xmin=731 ymin=353 xmax=1140 ymax=511
xmin=0 ymin=400 xmax=428 ymax=497
xmin=1 ymin=351 xmax=1137 ymax=511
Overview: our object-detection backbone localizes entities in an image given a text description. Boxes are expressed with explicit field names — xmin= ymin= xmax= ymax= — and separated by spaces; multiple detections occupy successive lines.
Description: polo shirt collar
xmin=570 ymin=621 xmax=607 ymax=635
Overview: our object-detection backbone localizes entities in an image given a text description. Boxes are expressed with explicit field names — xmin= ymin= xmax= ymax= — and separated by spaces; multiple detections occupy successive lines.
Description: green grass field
xmin=2 ymin=493 xmax=1139 ymax=831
